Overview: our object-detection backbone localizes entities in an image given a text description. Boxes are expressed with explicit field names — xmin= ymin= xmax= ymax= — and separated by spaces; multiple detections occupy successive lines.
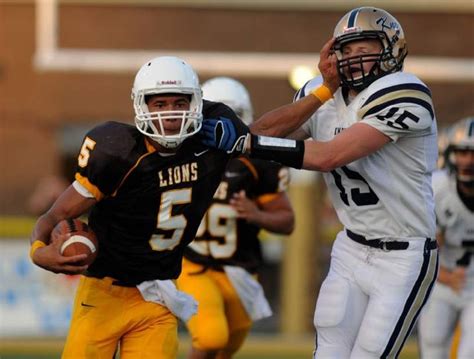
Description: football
xmin=53 ymin=218 xmax=98 ymax=265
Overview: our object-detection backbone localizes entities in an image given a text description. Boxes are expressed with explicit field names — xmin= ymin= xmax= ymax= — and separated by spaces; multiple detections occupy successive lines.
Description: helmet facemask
xmin=131 ymin=56 xmax=203 ymax=149
xmin=133 ymin=89 xmax=202 ymax=149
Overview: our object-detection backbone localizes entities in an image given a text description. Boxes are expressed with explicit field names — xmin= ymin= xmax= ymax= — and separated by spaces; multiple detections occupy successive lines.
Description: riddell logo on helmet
xmin=159 ymin=80 xmax=182 ymax=85
xmin=343 ymin=26 xmax=360 ymax=34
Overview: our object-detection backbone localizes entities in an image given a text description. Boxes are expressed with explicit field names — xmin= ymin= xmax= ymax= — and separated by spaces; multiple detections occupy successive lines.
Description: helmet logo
xmin=158 ymin=80 xmax=182 ymax=85
xmin=376 ymin=16 xmax=399 ymax=32
xmin=342 ymin=26 xmax=361 ymax=34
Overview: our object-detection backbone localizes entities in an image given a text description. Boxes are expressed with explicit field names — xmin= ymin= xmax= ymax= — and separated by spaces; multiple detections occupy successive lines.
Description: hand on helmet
xmin=318 ymin=37 xmax=340 ymax=93
xmin=199 ymin=117 xmax=250 ymax=154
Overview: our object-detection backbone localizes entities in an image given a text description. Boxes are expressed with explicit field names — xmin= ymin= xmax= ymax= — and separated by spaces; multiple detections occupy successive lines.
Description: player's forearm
xmin=302 ymin=140 xmax=345 ymax=172
xmin=250 ymin=86 xmax=332 ymax=138
xmin=250 ymin=209 xmax=295 ymax=235
xmin=30 ymin=186 xmax=95 ymax=245
xmin=30 ymin=213 xmax=60 ymax=245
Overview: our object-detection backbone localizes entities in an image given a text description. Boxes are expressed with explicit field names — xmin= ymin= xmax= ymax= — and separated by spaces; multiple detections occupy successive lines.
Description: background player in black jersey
xmin=177 ymin=77 xmax=295 ymax=359
xmin=28 ymin=56 xmax=249 ymax=359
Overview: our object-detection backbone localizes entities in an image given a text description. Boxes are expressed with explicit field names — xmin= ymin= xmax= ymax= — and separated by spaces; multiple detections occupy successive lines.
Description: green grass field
xmin=0 ymin=335 xmax=419 ymax=359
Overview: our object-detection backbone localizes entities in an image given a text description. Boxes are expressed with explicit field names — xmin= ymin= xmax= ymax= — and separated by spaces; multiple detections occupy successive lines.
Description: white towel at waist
xmin=137 ymin=279 xmax=198 ymax=323
xmin=223 ymin=265 xmax=272 ymax=321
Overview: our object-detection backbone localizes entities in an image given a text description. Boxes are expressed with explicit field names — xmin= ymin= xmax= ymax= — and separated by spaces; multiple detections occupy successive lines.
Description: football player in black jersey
xmin=177 ymin=77 xmax=295 ymax=359
xmin=29 ymin=56 xmax=249 ymax=359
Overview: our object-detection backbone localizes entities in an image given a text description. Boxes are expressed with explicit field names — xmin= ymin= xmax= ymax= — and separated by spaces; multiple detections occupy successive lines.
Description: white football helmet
xmin=333 ymin=7 xmax=408 ymax=91
xmin=131 ymin=56 xmax=203 ymax=148
xmin=201 ymin=77 xmax=254 ymax=125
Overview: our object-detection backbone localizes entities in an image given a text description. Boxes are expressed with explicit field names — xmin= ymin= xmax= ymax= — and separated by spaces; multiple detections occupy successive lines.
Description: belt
xmin=346 ymin=229 xmax=437 ymax=251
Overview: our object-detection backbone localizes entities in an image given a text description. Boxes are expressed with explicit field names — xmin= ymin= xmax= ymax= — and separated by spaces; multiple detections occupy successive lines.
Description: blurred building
xmin=1 ymin=0 xmax=473 ymax=214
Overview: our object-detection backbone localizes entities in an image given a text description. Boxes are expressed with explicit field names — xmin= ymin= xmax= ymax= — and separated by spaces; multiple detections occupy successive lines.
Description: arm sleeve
xmin=358 ymin=82 xmax=435 ymax=142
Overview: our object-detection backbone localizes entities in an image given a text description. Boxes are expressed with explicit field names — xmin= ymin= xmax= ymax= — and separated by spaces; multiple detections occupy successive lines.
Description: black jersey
xmin=74 ymin=101 xmax=248 ymax=284
xmin=184 ymin=157 xmax=290 ymax=273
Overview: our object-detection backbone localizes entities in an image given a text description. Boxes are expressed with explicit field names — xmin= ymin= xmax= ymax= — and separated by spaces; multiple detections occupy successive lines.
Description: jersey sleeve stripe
xmin=237 ymin=157 xmax=259 ymax=180
xmin=75 ymin=173 xmax=104 ymax=201
xmin=360 ymin=97 xmax=435 ymax=120
xmin=292 ymin=88 xmax=302 ymax=102
xmin=361 ymin=83 xmax=432 ymax=109
xmin=359 ymin=86 xmax=434 ymax=120
xmin=292 ymin=79 xmax=311 ymax=102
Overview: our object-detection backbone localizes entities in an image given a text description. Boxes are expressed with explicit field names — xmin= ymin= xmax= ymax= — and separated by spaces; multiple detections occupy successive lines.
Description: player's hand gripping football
xmin=318 ymin=37 xmax=340 ymax=94
xmin=32 ymin=231 xmax=89 ymax=275
xmin=199 ymin=117 xmax=250 ymax=154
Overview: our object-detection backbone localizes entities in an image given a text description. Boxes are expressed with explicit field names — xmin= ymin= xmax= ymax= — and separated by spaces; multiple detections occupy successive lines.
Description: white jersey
xmin=296 ymin=72 xmax=437 ymax=239
xmin=433 ymin=170 xmax=474 ymax=281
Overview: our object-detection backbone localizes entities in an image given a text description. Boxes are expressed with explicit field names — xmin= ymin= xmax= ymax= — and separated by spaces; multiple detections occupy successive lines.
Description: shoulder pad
xmin=359 ymin=73 xmax=434 ymax=120
xmin=293 ymin=76 xmax=324 ymax=102
xmin=86 ymin=121 xmax=141 ymax=158
xmin=202 ymin=100 xmax=238 ymax=121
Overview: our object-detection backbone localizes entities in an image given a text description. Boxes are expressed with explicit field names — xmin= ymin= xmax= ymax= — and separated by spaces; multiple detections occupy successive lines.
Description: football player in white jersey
xmin=198 ymin=6 xmax=439 ymax=359
xmin=418 ymin=117 xmax=474 ymax=359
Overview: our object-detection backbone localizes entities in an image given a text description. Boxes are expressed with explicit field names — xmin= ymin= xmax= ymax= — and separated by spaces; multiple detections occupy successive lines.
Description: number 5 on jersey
xmin=149 ymin=189 xmax=192 ymax=251
xmin=78 ymin=137 xmax=97 ymax=168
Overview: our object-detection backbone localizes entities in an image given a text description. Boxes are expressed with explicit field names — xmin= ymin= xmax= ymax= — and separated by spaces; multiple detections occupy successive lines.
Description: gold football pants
xmin=177 ymin=259 xmax=252 ymax=355
xmin=62 ymin=276 xmax=178 ymax=359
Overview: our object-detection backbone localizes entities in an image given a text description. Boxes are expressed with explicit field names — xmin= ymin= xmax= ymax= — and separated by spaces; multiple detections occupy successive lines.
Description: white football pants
xmin=313 ymin=230 xmax=438 ymax=359
xmin=418 ymin=282 xmax=474 ymax=359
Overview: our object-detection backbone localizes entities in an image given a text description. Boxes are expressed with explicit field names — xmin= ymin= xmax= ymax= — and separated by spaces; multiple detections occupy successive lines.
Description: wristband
xmin=30 ymin=240 xmax=46 ymax=260
xmin=311 ymin=85 xmax=333 ymax=104
xmin=250 ymin=135 xmax=305 ymax=169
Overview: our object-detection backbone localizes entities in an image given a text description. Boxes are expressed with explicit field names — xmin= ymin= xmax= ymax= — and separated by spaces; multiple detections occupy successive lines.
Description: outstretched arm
xmin=302 ymin=123 xmax=390 ymax=171
xmin=250 ymin=38 xmax=340 ymax=137
xmin=248 ymin=122 xmax=390 ymax=171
